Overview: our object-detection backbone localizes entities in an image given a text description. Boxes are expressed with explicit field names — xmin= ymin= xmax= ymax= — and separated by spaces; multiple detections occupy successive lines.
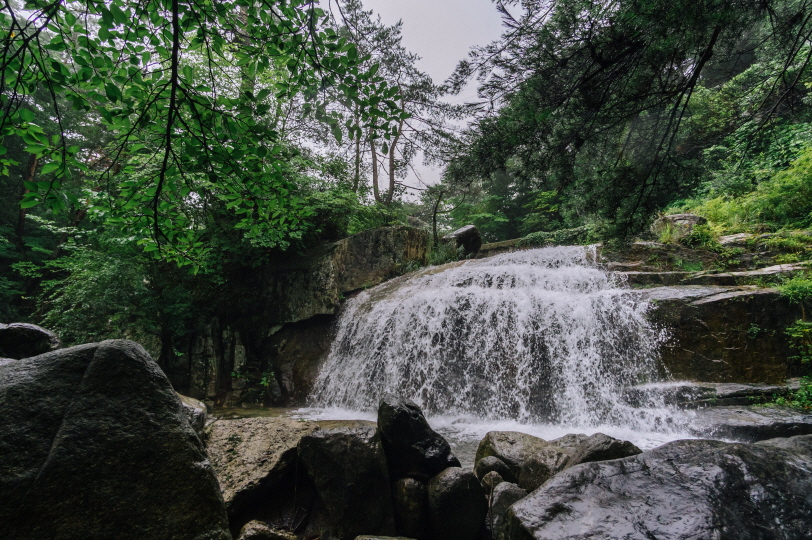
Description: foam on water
xmin=305 ymin=245 xmax=693 ymax=446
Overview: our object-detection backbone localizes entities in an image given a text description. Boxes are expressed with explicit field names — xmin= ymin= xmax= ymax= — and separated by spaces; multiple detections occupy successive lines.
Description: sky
xmin=320 ymin=0 xmax=507 ymax=194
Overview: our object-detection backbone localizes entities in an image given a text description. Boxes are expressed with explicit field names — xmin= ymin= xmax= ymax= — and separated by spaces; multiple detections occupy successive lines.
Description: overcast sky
xmin=320 ymin=0 xmax=506 ymax=194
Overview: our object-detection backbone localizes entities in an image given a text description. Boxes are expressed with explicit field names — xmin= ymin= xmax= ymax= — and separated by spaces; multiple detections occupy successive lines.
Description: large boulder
xmin=0 ymin=340 xmax=230 ymax=540
xmin=377 ymin=396 xmax=460 ymax=480
xmin=178 ymin=392 xmax=208 ymax=438
xmin=0 ymin=322 xmax=61 ymax=359
xmin=208 ymin=416 xmax=396 ymax=539
xmin=515 ymin=445 xmax=571 ymax=492
xmin=298 ymin=421 xmax=396 ymax=539
xmin=475 ymin=455 xmax=516 ymax=483
xmin=442 ymin=225 xmax=482 ymax=257
xmin=505 ymin=436 xmax=812 ymax=540
xmin=427 ymin=467 xmax=487 ymax=540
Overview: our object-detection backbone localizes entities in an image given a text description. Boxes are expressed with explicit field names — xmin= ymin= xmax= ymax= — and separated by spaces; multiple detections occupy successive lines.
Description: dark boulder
xmin=377 ymin=395 xmax=460 ymax=479
xmin=0 ymin=340 xmax=230 ymax=540
xmin=548 ymin=433 xmax=589 ymax=453
xmin=298 ymin=421 xmax=396 ymax=540
xmin=563 ymin=433 xmax=641 ymax=470
xmin=506 ymin=436 xmax=812 ymax=540
xmin=442 ymin=225 xmax=482 ymax=256
xmin=475 ymin=455 xmax=515 ymax=483
xmin=392 ymin=478 xmax=429 ymax=540
xmin=0 ymin=322 xmax=61 ymax=359
xmin=427 ymin=467 xmax=487 ymax=540
xmin=488 ymin=482 xmax=527 ymax=540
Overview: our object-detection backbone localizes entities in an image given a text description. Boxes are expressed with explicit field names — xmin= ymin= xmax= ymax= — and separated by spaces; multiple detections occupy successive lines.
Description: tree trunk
xmin=370 ymin=131 xmax=381 ymax=203
xmin=15 ymin=154 xmax=38 ymax=249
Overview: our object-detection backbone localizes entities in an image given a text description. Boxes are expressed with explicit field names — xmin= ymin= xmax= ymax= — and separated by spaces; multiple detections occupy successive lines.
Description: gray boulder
xmin=377 ymin=395 xmax=460 ymax=479
xmin=563 ymin=433 xmax=641 ymax=470
xmin=427 ymin=467 xmax=487 ymax=540
xmin=475 ymin=431 xmax=555 ymax=481
xmin=442 ymin=225 xmax=482 ymax=256
xmin=505 ymin=436 xmax=812 ymax=540
xmin=392 ymin=478 xmax=428 ymax=540
xmin=0 ymin=322 xmax=61 ymax=359
xmin=516 ymin=445 xmax=571 ymax=491
xmin=0 ymin=340 xmax=230 ymax=540
xmin=488 ymin=482 xmax=527 ymax=540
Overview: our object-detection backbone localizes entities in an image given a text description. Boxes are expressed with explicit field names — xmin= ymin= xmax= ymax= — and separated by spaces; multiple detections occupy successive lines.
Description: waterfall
xmin=309 ymin=246 xmax=673 ymax=431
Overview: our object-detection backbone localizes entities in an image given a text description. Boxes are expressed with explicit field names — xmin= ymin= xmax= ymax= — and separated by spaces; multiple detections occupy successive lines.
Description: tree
xmin=0 ymin=0 xmax=403 ymax=270
xmin=442 ymin=0 xmax=812 ymax=237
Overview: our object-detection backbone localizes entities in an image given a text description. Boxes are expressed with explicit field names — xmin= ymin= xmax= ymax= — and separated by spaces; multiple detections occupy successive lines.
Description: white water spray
xmin=310 ymin=246 xmax=681 ymax=435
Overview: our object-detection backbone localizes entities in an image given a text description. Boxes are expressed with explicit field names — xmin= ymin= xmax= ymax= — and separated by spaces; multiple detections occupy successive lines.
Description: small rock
xmin=442 ymin=225 xmax=482 ymax=256
xmin=481 ymin=470 xmax=504 ymax=492
xmin=474 ymin=455 xmax=515 ymax=482
xmin=392 ymin=478 xmax=428 ymax=540
xmin=177 ymin=393 xmax=207 ymax=438
xmin=377 ymin=395 xmax=460 ymax=479
xmin=563 ymin=433 xmax=641 ymax=470
xmin=487 ymin=482 xmax=527 ymax=540
xmin=427 ymin=467 xmax=487 ymax=540
xmin=238 ymin=520 xmax=297 ymax=540
xmin=650 ymin=213 xmax=707 ymax=240
xmin=356 ymin=537 xmax=419 ymax=540
xmin=0 ymin=322 xmax=61 ymax=359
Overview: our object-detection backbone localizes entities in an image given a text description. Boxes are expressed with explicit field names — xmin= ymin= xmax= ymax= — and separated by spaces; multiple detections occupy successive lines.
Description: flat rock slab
xmin=685 ymin=263 xmax=808 ymax=286
xmin=624 ymin=380 xmax=798 ymax=408
xmin=506 ymin=436 xmax=812 ymax=540
xmin=690 ymin=405 xmax=812 ymax=441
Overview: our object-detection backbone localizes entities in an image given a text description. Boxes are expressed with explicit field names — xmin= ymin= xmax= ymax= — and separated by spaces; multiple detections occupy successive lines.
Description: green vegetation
xmin=774 ymin=377 xmax=812 ymax=410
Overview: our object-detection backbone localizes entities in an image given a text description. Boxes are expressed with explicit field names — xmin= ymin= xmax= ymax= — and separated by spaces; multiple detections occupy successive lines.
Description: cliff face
xmin=161 ymin=226 xmax=430 ymax=406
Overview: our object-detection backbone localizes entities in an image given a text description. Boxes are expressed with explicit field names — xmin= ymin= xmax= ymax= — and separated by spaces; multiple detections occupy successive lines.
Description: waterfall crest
xmin=309 ymin=246 xmax=671 ymax=430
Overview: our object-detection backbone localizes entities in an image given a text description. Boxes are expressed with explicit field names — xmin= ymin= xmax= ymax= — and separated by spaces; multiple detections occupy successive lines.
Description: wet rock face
xmin=0 ymin=322 xmax=61 ymax=359
xmin=0 ymin=340 xmax=230 ymax=540
xmin=643 ymin=285 xmax=803 ymax=383
xmin=427 ymin=467 xmax=487 ymax=540
xmin=505 ymin=436 xmax=812 ymax=540
xmin=377 ymin=395 xmax=460 ymax=480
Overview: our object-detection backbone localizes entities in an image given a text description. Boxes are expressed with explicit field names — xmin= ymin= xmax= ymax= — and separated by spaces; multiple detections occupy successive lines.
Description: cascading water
xmin=308 ymin=245 xmax=686 ymax=439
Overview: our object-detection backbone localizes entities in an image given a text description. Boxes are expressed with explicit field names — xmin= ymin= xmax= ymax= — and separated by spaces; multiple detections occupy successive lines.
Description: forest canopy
xmin=3 ymin=0 xmax=812 ymax=344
